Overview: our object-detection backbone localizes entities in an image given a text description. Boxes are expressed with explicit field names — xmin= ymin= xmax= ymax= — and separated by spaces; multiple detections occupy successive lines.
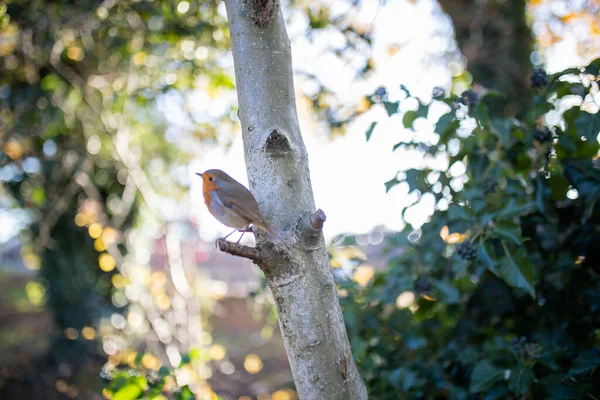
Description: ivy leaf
xmin=384 ymin=101 xmax=399 ymax=116
xmin=431 ymin=279 xmax=460 ymax=304
xmin=438 ymin=117 xmax=460 ymax=143
xmin=448 ymin=204 xmax=470 ymax=221
xmin=508 ymin=366 xmax=535 ymax=395
xmin=469 ymin=360 xmax=504 ymax=392
xmin=585 ymin=58 xmax=600 ymax=75
xmin=489 ymin=118 xmax=513 ymax=148
xmin=366 ymin=122 xmax=377 ymax=141
xmin=403 ymin=110 xmax=418 ymax=128
xmin=403 ymin=104 xmax=429 ymax=129
xmin=498 ymin=199 xmax=536 ymax=218
xmin=574 ymin=111 xmax=600 ymax=140
xmin=494 ymin=242 xmax=536 ymax=299
xmin=478 ymin=241 xmax=497 ymax=269
xmin=385 ymin=178 xmax=400 ymax=193
xmin=491 ymin=221 xmax=522 ymax=245
xmin=567 ymin=349 xmax=600 ymax=376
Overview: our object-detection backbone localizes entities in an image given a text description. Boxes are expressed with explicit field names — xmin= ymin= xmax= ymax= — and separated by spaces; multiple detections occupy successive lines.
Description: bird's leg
xmin=236 ymin=225 xmax=251 ymax=244
xmin=223 ymin=228 xmax=238 ymax=240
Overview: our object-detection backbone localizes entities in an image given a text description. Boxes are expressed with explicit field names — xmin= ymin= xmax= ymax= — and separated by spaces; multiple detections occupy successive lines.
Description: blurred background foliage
xmin=0 ymin=0 xmax=599 ymax=399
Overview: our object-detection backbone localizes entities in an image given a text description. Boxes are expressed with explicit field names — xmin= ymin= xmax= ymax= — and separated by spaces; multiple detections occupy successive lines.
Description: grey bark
xmin=222 ymin=0 xmax=368 ymax=398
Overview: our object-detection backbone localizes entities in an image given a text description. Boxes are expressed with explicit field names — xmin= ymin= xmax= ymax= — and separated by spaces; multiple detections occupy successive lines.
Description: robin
xmin=196 ymin=169 xmax=287 ymax=247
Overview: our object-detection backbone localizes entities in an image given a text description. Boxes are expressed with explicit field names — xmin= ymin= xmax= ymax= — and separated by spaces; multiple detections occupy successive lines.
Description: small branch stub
xmin=310 ymin=209 xmax=327 ymax=230
xmin=216 ymin=238 xmax=262 ymax=262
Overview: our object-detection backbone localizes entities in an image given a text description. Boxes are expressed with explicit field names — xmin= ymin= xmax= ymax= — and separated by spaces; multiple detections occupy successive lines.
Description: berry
xmin=460 ymin=90 xmax=478 ymax=108
xmin=482 ymin=178 xmax=498 ymax=195
xmin=432 ymin=86 xmax=445 ymax=99
xmin=456 ymin=240 xmax=477 ymax=260
xmin=534 ymin=128 xmax=553 ymax=143
xmin=530 ymin=68 xmax=548 ymax=89
xmin=375 ymin=86 xmax=387 ymax=97
xmin=374 ymin=86 xmax=388 ymax=102
xmin=413 ymin=276 xmax=433 ymax=296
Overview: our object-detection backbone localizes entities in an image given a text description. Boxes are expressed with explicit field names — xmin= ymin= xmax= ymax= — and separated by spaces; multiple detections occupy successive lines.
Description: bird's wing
xmin=217 ymin=184 xmax=274 ymax=233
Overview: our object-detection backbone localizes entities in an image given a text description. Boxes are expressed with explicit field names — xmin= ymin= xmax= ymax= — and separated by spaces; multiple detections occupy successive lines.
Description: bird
xmin=196 ymin=169 xmax=287 ymax=247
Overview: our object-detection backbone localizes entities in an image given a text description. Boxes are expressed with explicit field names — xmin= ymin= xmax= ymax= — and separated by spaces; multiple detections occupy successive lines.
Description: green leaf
xmin=567 ymin=349 xmax=600 ymax=376
xmin=548 ymin=164 xmax=570 ymax=201
xmin=447 ymin=204 xmax=470 ymax=221
xmin=478 ymin=241 xmax=497 ymax=268
xmin=491 ymin=242 xmax=535 ymax=299
xmin=585 ymin=58 xmax=600 ymax=75
xmin=365 ymin=122 xmax=377 ymax=141
xmin=491 ymin=221 xmax=522 ymax=245
xmin=113 ymin=377 xmax=146 ymax=400
xmin=403 ymin=110 xmax=418 ymax=128
xmin=574 ymin=111 xmax=600 ymax=140
xmin=179 ymin=354 xmax=192 ymax=367
xmin=498 ymin=199 xmax=536 ymax=218
xmin=474 ymin=104 xmax=489 ymax=126
xmin=402 ymin=104 xmax=429 ymax=128
xmin=435 ymin=112 xmax=459 ymax=143
xmin=389 ymin=367 xmax=422 ymax=392
xmin=384 ymin=101 xmax=399 ymax=116
xmin=469 ymin=360 xmax=504 ymax=392
xmin=158 ymin=366 xmax=170 ymax=378
xmin=431 ymin=279 xmax=460 ymax=304
xmin=508 ymin=366 xmax=535 ymax=395
xmin=489 ymin=119 xmax=513 ymax=148
xmin=385 ymin=178 xmax=400 ymax=193
xmin=175 ymin=386 xmax=195 ymax=400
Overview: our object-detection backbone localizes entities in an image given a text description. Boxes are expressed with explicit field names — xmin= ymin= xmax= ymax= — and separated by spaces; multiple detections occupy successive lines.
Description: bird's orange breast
xmin=202 ymin=181 xmax=221 ymax=215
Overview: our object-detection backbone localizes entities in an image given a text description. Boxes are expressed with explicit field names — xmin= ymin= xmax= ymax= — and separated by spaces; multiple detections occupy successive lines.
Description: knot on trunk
xmin=264 ymin=129 xmax=291 ymax=157
xmin=243 ymin=0 xmax=277 ymax=28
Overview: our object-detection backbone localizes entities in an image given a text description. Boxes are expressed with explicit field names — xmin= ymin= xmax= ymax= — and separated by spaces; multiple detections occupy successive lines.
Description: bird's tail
xmin=257 ymin=219 xmax=290 ymax=250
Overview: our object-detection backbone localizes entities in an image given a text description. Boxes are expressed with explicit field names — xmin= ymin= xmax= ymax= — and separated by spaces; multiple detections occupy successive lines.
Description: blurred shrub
xmin=340 ymin=59 xmax=600 ymax=398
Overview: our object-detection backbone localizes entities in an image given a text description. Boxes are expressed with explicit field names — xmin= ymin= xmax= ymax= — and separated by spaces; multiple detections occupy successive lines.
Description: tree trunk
xmin=438 ymin=0 xmax=533 ymax=115
xmin=222 ymin=0 xmax=368 ymax=398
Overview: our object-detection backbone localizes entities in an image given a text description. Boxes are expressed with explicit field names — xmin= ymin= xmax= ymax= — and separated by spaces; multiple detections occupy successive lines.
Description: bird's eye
xmin=208 ymin=177 xmax=214 ymax=181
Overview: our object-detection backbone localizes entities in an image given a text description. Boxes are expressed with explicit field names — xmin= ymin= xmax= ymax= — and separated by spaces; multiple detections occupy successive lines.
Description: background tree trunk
xmin=439 ymin=0 xmax=533 ymax=114
xmin=222 ymin=0 xmax=368 ymax=398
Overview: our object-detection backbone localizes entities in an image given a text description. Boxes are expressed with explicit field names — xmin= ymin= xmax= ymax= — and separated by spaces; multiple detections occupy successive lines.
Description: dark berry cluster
xmin=482 ymin=178 xmax=498 ymax=195
xmin=374 ymin=86 xmax=388 ymax=102
xmin=432 ymin=86 xmax=445 ymax=99
xmin=534 ymin=128 xmax=553 ymax=143
xmin=512 ymin=336 xmax=541 ymax=360
xmin=413 ymin=276 xmax=433 ymax=296
xmin=460 ymin=90 xmax=478 ymax=108
xmin=456 ymin=240 xmax=477 ymax=260
xmin=530 ymin=68 xmax=548 ymax=89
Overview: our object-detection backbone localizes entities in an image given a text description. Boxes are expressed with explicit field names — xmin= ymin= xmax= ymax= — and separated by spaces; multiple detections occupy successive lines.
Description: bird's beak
xmin=196 ymin=172 xmax=203 ymax=178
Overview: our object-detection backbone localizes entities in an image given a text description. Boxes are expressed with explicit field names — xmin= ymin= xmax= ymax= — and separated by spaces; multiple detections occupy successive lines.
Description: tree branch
xmin=216 ymin=238 xmax=262 ymax=262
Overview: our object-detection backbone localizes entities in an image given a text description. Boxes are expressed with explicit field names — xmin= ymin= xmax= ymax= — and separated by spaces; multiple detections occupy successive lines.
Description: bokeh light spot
xmin=209 ymin=344 xmax=226 ymax=361
xmin=243 ymin=353 xmax=263 ymax=375
xmin=88 ymin=222 xmax=102 ymax=239
xmin=99 ymin=253 xmax=116 ymax=272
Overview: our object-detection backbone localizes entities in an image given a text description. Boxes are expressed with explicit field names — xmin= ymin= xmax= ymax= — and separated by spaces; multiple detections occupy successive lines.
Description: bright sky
xmin=187 ymin=0 xmax=456 ymax=243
